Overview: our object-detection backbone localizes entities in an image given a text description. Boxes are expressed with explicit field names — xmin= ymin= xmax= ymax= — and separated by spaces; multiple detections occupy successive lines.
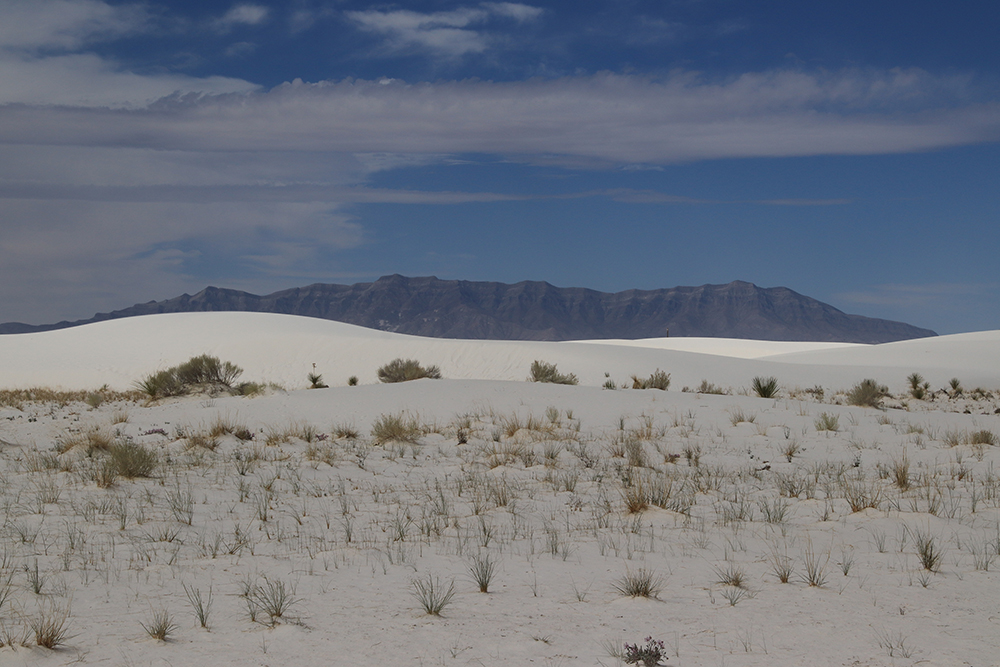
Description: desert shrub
xmin=907 ymin=373 xmax=930 ymax=400
xmin=613 ymin=568 xmax=663 ymax=598
xmin=28 ymin=603 xmax=72 ymax=649
xmin=109 ymin=441 xmax=158 ymax=478
xmin=968 ymin=429 xmax=998 ymax=446
xmin=529 ymin=360 xmax=579 ymax=385
xmin=377 ymin=358 xmax=442 ymax=383
xmin=814 ymin=412 xmax=840 ymax=432
xmin=949 ymin=377 xmax=963 ymax=396
xmin=623 ymin=637 xmax=666 ymax=667
xmin=246 ymin=578 xmax=298 ymax=625
xmin=137 ymin=369 xmax=185 ymax=399
xmin=175 ymin=354 xmax=243 ymax=386
xmin=411 ymin=575 xmax=455 ymax=615
xmin=232 ymin=381 xmax=265 ymax=397
xmin=371 ymin=413 xmax=423 ymax=444
xmin=140 ymin=609 xmax=177 ymax=641
xmin=137 ymin=354 xmax=244 ymax=398
xmin=468 ymin=552 xmax=498 ymax=593
xmin=914 ymin=530 xmax=944 ymax=572
xmin=751 ymin=376 xmax=779 ymax=398
xmin=307 ymin=372 xmax=328 ymax=389
xmin=347 ymin=375 xmax=359 ymax=386
xmin=632 ymin=369 xmax=670 ymax=391
xmin=697 ymin=379 xmax=726 ymax=394
xmin=847 ymin=379 xmax=888 ymax=408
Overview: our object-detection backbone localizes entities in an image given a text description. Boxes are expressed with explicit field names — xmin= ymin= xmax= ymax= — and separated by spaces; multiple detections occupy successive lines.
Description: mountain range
xmin=0 ymin=275 xmax=935 ymax=343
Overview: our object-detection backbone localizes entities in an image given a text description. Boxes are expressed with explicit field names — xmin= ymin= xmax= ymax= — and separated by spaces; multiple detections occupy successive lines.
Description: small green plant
xmin=347 ymin=375 xmax=359 ymax=386
xmin=141 ymin=609 xmax=177 ymax=641
xmin=613 ymin=568 xmax=663 ymax=598
xmin=529 ymin=360 xmax=579 ymax=385
xmin=751 ymin=376 xmax=779 ymax=398
xmin=246 ymin=578 xmax=298 ymax=625
xmin=713 ymin=563 xmax=748 ymax=589
xmin=183 ymin=584 xmax=213 ymax=629
xmin=948 ymin=377 xmax=963 ymax=396
xmin=411 ymin=574 xmax=456 ymax=615
xmin=847 ymin=378 xmax=888 ymax=408
xmin=814 ymin=412 xmax=840 ymax=432
xmin=623 ymin=637 xmax=667 ymax=666
xmin=914 ymin=529 xmax=943 ymax=572
xmin=468 ymin=552 xmax=498 ymax=593
xmin=377 ymin=358 xmax=442 ymax=383
xmin=307 ymin=372 xmax=328 ymax=389
xmin=907 ymin=373 xmax=930 ymax=400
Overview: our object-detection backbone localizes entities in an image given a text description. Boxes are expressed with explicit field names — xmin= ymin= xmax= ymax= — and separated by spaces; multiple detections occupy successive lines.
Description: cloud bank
xmin=3 ymin=69 xmax=996 ymax=162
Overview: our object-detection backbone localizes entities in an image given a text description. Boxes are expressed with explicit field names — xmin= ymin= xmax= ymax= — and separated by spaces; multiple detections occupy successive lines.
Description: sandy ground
xmin=1 ymin=313 xmax=999 ymax=666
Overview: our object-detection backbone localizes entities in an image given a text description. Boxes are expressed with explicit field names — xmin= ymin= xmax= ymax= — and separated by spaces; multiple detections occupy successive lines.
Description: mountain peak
xmin=0 ymin=277 xmax=935 ymax=343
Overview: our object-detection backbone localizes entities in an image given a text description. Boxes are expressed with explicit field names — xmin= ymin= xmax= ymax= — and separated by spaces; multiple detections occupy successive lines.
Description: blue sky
xmin=1 ymin=1 xmax=998 ymax=334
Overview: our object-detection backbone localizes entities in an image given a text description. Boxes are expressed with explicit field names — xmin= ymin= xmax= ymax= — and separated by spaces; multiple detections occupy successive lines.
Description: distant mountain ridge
xmin=0 ymin=275 xmax=936 ymax=343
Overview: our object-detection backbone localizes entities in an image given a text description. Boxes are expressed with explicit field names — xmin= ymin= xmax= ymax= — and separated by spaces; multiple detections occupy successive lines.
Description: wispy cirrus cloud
xmin=2 ymin=69 xmax=994 ymax=160
xmin=345 ymin=3 xmax=543 ymax=57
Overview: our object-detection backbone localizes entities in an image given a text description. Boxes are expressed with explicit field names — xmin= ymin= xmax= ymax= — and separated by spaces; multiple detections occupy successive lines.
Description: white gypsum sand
xmin=0 ymin=312 xmax=998 ymax=666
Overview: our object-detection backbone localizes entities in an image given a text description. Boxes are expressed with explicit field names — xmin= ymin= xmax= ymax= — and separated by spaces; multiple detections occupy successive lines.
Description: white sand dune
xmin=1 ymin=312 xmax=998 ymax=392
xmin=1 ymin=312 xmax=999 ymax=666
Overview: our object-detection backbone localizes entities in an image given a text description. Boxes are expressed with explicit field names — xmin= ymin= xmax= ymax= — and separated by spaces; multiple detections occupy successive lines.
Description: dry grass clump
xmin=847 ymin=378 xmax=889 ymax=408
xmin=529 ymin=360 xmax=578 ymax=385
xmin=57 ymin=427 xmax=114 ymax=455
xmin=0 ymin=387 xmax=142 ymax=410
xmin=968 ymin=429 xmax=998 ymax=446
xmin=631 ymin=369 xmax=670 ymax=390
xmin=371 ymin=413 xmax=423 ymax=444
xmin=109 ymin=441 xmax=158 ymax=478
xmin=27 ymin=603 xmax=73 ymax=649
xmin=814 ymin=412 xmax=840 ymax=432
xmin=377 ymin=358 xmax=442 ymax=383
xmin=411 ymin=574 xmax=455 ymax=615
xmin=613 ymin=568 xmax=663 ymax=598
xmin=140 ymin=609 xmax=177 ymax=641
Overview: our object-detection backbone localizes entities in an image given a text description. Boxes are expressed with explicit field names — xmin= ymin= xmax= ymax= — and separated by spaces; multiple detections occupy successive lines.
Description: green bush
xmin=847 ymin=379 xmax=888 ymax=408
xmin=136 ymin=354 xmax=244 ymax=398
xmin=377 ymin=358 xmax=442 ymax=383
xmin=751 ymin=376 xmax=780 ymax=398
xmin=529 ymin=360 xmax=578 ymax=385
xmin=109 ymin=441 xmax=158 ymax=478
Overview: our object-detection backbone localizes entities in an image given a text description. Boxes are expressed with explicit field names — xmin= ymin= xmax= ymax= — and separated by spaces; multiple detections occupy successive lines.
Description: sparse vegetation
xmin=613 ymin=568 xmax=663 ymax=598
xmin=529 ymin=360 xmax=579 ymax=385
xmin=411 ymin=574 xmax=456 ymax=615
xmin=631 ymin=369 xmax=670 ymax=390
xmin=377 ymin=358 xmax=442 ymax=383
xmin=847 ymin=378 xmax=889 ymax=408
xmin=752 ymin=375 xmax=779 ymax=398
xmin=137 ymin=354 xmax=243 ymax=398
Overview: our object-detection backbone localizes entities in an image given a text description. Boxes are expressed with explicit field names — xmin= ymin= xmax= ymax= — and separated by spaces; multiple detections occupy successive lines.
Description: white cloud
xmin=2 ymin=69 xmax=994 ymax=161
xmin=214 ymin=4 xmax=270 ymax=31
xmin=0 ymin=0 xmax=147 ymax=52
xmin=0 ymin=0 xmax=257 ymax=107
xmin=346 ymin=3 xmax=542 ymax=57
